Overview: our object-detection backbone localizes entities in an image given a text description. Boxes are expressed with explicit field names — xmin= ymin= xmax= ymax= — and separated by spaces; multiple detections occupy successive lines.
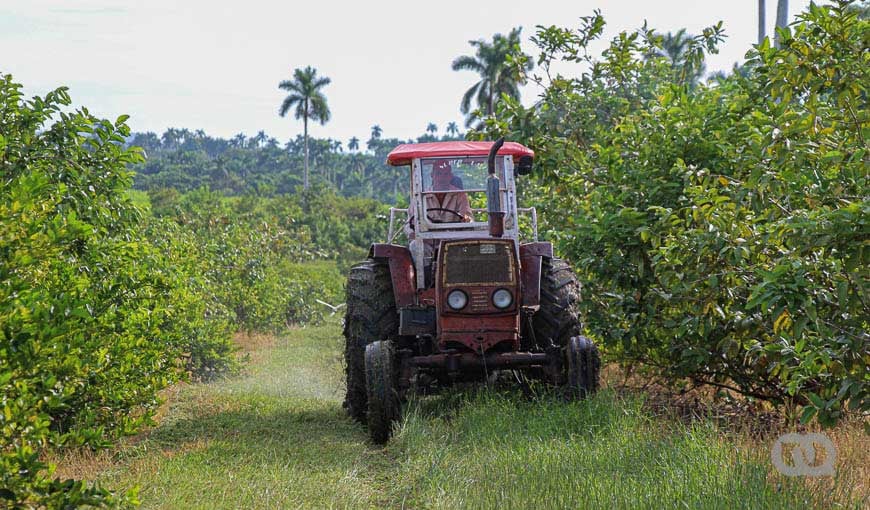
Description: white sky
xmin=1 ymin=0 xmax=812 ymax=145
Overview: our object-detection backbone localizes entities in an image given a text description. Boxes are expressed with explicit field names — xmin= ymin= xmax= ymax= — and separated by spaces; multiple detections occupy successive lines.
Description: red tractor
xmin=344 ymin=139 xmax=600 ymax=442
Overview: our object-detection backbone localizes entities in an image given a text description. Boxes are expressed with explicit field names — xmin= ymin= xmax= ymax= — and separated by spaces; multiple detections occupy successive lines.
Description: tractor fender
xmin=519 ymin=242 xmax=553 ymax=309
xmin=369 ymin=243 xmax=416 ymax=307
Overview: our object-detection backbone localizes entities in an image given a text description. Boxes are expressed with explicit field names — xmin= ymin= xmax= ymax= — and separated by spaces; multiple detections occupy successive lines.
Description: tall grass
xmin=72 ymin=324 xmax=376 ymax=508
xmin=386 ymin=390 xmax=818 ymax=509
xmin=63 ymin=321 xmax=861 ymax=509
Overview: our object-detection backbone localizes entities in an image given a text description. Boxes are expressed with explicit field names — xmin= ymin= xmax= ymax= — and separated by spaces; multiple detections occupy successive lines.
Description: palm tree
xmin=659 ymin=29 xmax=691 ymax=63
xmin=774 ymin=0 xmax=788 ymax=48
xmin=654 ymin=29 xmax=705 ymax=85
xmin=278 ymin=66 xmax=331 ymax=189
xmin=348 ymin=136 xmax=359 ymax=152
xmin=252 ymin=130 xmax=268 ymax=148
xmin=161 ymin=128 xmax=182 ymax=150
xmin=452 ymin=27 xmax=532 ymax=126
xmin=446 ymin=121 xmax=459 ymax=138
xmin=426 ymin=123 xmax=437 ymax=135
xmin=230 ymin=132 xmax=246 ymax=148
xmin=758 ymin=0 xmax=766 ymax=45
xmin=367 ymin=125 xmax=384 ymax=151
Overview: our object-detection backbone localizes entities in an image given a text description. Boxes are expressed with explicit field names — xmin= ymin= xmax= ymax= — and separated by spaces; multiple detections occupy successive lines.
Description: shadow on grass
xmin=139 ymin=398 xmax=371 ymax=464
xmin=409 ymin=380 xmax=546 ymax=415
xmin=400 ymin=384 xmax=631 ymax=447
xmin=111 ymin=399 xmax=397 ymax=508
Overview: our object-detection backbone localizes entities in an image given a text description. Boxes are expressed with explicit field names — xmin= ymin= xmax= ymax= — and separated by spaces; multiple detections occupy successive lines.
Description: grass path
xmin=71 ymin=321 xmax=860 ymax=509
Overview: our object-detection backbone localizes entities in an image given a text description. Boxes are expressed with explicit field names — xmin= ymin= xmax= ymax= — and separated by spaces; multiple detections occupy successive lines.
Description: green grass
xmin=89 ymin=320 xmax=840 ymax=509
xmin=391 ymin=393 xmax=804 ymax=509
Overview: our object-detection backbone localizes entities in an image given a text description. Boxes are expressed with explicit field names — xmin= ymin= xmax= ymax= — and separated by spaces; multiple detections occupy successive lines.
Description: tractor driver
xmin=426 ymin=160 xmax=473 ymax=223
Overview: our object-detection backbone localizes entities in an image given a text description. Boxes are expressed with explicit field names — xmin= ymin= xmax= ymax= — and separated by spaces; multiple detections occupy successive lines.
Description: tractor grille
xmin=443 ymin=241 xmax=514 ymax=285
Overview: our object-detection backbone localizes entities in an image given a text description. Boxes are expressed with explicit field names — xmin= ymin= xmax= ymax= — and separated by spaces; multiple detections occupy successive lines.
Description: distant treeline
xmin=129 ymin=128 xmax=463 ymax=202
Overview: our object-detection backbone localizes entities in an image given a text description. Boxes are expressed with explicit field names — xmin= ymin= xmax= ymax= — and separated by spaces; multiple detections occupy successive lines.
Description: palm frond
xmin=295 ymin=100 xmax=307 ymax=121
xmin=496 ymin=80 xmax=521 ymax=102
xmin=451 ymin=55 xmax=485 ymax=73
xmin=476 ymin=83 xmax=490 ymax=113
xmin=295 ymin=67 xmax=313 ymax=83
xmin=279 ymin=95 xmax=301 ymax=117
xmin=460 ymin=81 xmax=482 ymax=114
xmin=278 ymin=80 xmax=303 ymax=93
xmin=313 ymin=76 xmax=332 ymax=89
xmin=310 ymin=94 xmax=331 ymax=124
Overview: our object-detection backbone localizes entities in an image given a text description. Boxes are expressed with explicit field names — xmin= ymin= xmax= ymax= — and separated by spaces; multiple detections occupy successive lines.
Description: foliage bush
xmin=146 ymin=186 xmax=367 ymax=331
xmin=481 ymin=1 xmax=868 ymax=426
xmin=0 ymin=75 xmax=236 ymax=506
xmin=0 ymin=72 xmax=382 ymax=504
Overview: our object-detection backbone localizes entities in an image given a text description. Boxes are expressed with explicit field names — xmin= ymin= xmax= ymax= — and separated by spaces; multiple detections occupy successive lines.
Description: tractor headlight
xmin=492 ymin=288 xmax=513 ymax=309
xmin=447 ymin=290 xmax=468 ymax=310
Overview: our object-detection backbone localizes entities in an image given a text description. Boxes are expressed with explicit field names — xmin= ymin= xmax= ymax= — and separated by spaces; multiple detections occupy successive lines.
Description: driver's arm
xmin=456 ymin=191 xmax=473 ymax=222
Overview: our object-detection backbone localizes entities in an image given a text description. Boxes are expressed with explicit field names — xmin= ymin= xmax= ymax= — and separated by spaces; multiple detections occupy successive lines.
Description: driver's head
xmin=432 ymin=160 xmax=453 ymax=189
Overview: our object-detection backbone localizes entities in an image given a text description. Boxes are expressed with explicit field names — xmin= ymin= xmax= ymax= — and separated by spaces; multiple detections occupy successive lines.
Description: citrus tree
xmin=480 ymin=1 xmax=868 ymax=426
xmin=0 ymin=75 xmax=236 ymax=506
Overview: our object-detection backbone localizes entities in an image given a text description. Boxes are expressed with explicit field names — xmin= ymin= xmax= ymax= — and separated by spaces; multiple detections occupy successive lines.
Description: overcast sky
xmin=2 ymin=0 xmax=812 ymax=145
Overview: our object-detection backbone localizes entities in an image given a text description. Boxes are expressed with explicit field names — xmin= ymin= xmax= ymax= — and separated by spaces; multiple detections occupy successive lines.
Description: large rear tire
xmin=565 ymin=336 xmax=600 ymax=398
xmin=532 ymin=257 xmax=582 ymax=350
xmin=365 ymin=340 xmax=400 ymax=444
xmin=343 ymin=260 xmax=397 ymax=423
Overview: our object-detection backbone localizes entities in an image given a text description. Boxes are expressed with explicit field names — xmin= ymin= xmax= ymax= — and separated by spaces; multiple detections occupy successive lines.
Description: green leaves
xmin=149 ymin=189 xmax=350 ymax=334
xmin=483 ymin=4 xmax=869 ymax=427
xmin=0 ymin=74 xmax=232 ymax=506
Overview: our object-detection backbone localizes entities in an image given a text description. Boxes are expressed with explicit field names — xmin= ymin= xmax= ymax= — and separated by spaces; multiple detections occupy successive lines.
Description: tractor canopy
xmin=386 ymin=141 xmax=534 ymax=167
xmin=385 ymin=140 xmax=539 ymax=245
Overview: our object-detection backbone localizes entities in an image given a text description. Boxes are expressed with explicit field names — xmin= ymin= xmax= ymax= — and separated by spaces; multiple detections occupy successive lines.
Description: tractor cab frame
xmin=386 ymin=143 xmax=539 ymax=292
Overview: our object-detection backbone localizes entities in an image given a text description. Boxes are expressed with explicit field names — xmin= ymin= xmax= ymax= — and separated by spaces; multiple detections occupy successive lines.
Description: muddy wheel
xmin=532 ymin=257 xmax=582 ymax=350
xmin=565 ymin=336 xmax=600 ymax=398
xmin=343 ymin=260 xmax=397 ymax=423
xmin=365 ymin=340 xmax=400 ymax=444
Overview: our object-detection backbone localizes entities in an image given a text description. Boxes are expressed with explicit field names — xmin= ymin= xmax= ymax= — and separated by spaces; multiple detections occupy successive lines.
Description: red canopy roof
xmin=386 ymin=141 xmax=534 ymax=166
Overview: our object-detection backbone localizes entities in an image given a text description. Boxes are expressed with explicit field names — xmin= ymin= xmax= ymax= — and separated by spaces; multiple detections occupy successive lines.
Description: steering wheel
xmin=426 ymin=207 xmax=465 ymax=223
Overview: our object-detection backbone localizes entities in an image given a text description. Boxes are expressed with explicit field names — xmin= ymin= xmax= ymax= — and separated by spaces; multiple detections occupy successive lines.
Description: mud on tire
xmin=566 ymin=336 xmax=601 ymax=398
xmin=531 ymin=257 xmax=582 ymax=350
xmin=343 ymin=260 xmax=398 ymax=423
xmin=365 ymin=340 xmax=400 ymax=443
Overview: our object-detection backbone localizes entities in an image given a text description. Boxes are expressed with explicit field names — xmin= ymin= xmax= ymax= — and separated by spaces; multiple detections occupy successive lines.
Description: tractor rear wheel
xmin=565 ymin=336 xmax=600 ymax=398
xmin=365 ymin=340 xmax=400 ymax=443
xmin=343 ymin=260 xmax=397 ymax=423
xmin=532 ymin=257 xmax=582 ymax=350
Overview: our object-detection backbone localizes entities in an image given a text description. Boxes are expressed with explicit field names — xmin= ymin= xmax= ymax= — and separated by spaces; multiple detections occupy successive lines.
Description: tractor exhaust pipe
xmin=486 ymin=137 xmax=505 ymax=237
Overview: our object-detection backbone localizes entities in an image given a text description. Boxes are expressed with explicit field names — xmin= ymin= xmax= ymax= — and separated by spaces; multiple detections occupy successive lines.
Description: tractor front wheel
xmin=343 ymin=260 xmax=397 ymax=423
xmin=365 ymin=340 xmax=400 ymax=444
xmin=565 ymin=336 xmax=600 ymax=399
